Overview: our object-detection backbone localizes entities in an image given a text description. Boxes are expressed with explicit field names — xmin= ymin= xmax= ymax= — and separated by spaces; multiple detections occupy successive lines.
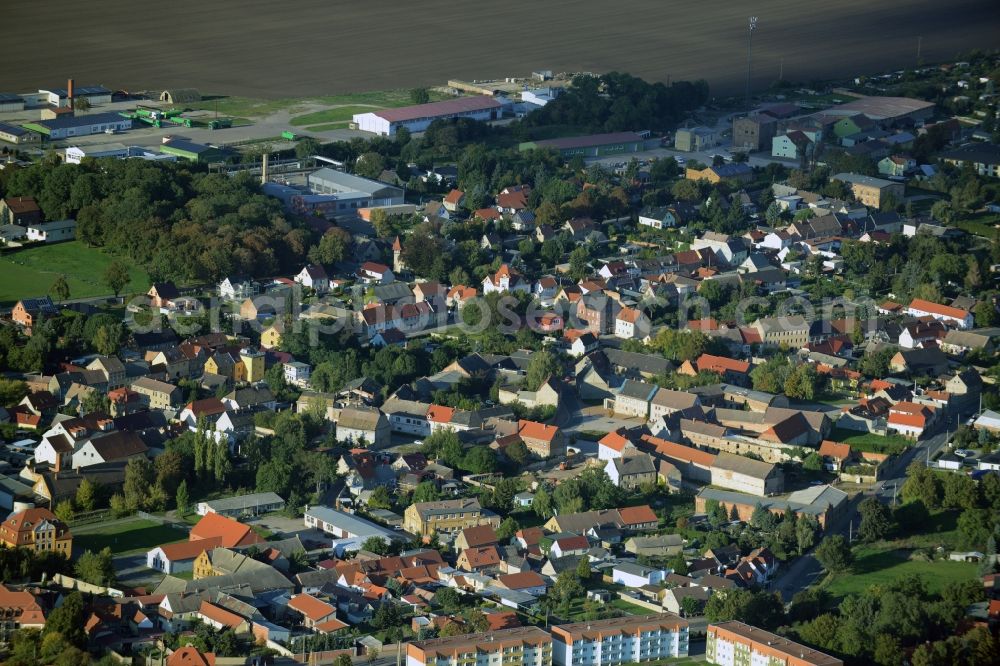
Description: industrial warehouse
xmin=519 ymin=131 xmax=651 ymax=157
xmin=352 ymin=95 xmax=504 ymax=136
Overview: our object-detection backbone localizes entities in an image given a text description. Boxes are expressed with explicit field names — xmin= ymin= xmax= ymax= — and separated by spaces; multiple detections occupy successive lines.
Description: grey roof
xmin=304 ymin=505 xmax=402 ymax=541
xmin=696 ymin=484 xmax=847 ymax=518
xmin=201 ymin=492 xmax=285 ymax=513
xmin=612 ymin=454 xmax=657 ymax=476
xmin=32 ymin=112 xmax=126 ymax=130
xmin=617 ymin=379 xmax=658 ymax=401
xmin=0 ymin=122 xmax=32 ymax=136
xmin=603 ymin=349 xmax=672 ymax=376
xmin=614 ymin=562 xmax=659 ymax=576
xmin=413 ymin=498 xmax=482 ymax=518
xmin=336 ymin=406 xmax=385 ymax=431
xmin=831 ymin=172 xmax=898 ymax=189
xmin=712 ymin=452 xmax=778 ymax=479
xmin=650 ymin=388 xmax=698 ymax=411
xmin=309 ymin=167 xmax=403 ymax=197
xmin=373 ymin=282 xmax=414 ymax=302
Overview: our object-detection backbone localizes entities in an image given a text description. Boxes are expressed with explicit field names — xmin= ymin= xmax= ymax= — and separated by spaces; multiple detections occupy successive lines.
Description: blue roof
xmin=0 ymin=93 xmax=24 ymax=103
xmin=0 ymin=122 xmax=31 ymax=136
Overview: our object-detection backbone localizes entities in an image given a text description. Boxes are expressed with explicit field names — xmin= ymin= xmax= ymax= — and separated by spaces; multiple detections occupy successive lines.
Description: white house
xmin=146 ymin=541 xmax=214 ymax=574
xmin=381 ymin=397 xmax=431 ymax=436
xmin=304 ymin=505 xmax=401 ymax=544
xmin=284 ymin=361 xmax=311 ymax=386
xmin=295 ymin=265 xmax=330 ymax=293
xmin=218 ymin=276 xmax=259 ymax=300
xmin=482 ymin=264 xmax=531 ymax=295
xmin=597 ymin=430 xmax=636 ymax=461
xmin=611 ymin=562 xmax=667 ymax=588
xmin=906 ymin=298 xmax=974 ymax=329
xmin=357 ymin=262 xmax=393 ymax=285
xmin=71 ymin=431 xmax=148 ymax=469
xmin=614 ymin=307 xmax=651 ymax=340
xmin=26 ymin=220 xmax=76 ymax=243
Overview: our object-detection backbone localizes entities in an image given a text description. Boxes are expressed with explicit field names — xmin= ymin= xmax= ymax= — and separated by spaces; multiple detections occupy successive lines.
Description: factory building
xmin=0 ymin=93 xmax=25 ymax=113
xmin=159 ymin=139 xmax=229 ymax=163
xmin=21 ymin=112 xmax=132 ymax=140
xmin=40 ymin=84 xmax=113 ymax=108
xmin=0 ymin=122 xmax=40 ymax=145
xmin=519 ymin=132 xmax=647 ymax=158
xmin=65 ymin=144 xmax=178 ymax=164
xmin=353 ymin=96 xmax=503 ymax=136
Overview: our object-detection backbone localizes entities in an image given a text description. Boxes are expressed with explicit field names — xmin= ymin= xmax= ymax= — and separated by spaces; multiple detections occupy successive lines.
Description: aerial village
xmin=0 ymin=53 xmax=999 ymax=666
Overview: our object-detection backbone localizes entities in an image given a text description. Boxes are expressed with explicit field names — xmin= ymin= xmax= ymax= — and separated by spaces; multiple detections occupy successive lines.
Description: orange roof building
xmin=167 ymin=647 xmax=216 ymax=666
xmin=287 ymin=593 xmax=339 ymax=628
xmin=189 ymin=513 xmax=263 ymax=549
xmin=0 ymin=508 xmax=72 ymax=555
xmin=0 ymin=584 xmax=46 ymax=628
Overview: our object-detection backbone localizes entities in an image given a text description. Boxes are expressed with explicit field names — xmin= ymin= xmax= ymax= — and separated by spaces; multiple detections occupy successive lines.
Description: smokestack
xmin=261 ymin=153 xmax=269 ymax=184
xmin=67 ymin=78 xmax=75 ymax=106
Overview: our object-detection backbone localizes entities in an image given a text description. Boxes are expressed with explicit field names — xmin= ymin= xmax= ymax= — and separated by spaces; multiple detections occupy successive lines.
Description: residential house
xmin=12 ymin=297 xmax=58 ymax=331
xmin=295 ymin=265 xmax=330 ymax=293
xmin=71 ymin=431 xmax=149 ymax=469
xmin=612 ymin=563 xmax=667 ymax=588
xmin=614 ymin=307 xmax=651 ymax=340
xmin=906 ymin=298 xmax=974 ymax=329
xmin=403 ymin=498 xmax=498 ymax=537
xmin=606 ymin=453 xmax=657 ymax=490
xmin=0 ymin=507 xmax=72 ymax=555
xmin=335 ymin=406 xmax=390 ymax=447
xmin=576 ymin=293 xmax=617 ymax=335
xmin=482 ymin=264 xmax=531 ymax=295
xmin=709 ymin=453 xmax=784 ymax=496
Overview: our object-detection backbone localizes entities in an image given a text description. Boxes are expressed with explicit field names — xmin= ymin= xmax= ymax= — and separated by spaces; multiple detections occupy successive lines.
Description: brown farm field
xmin=1 ymin=0 xmax=998 ymax=99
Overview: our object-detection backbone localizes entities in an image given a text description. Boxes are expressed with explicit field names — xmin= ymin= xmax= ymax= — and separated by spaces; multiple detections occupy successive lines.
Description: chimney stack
xmin=67 ymin=78 xmax=75 ymax=106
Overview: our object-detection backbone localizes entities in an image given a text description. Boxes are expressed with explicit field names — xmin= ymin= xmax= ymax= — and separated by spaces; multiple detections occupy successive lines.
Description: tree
xmin=102 ymin=259 xmax=131 ymax=297
xmin=815 ymin=534 xmax=853 ymax=573
xmin=410 ymin=88 xmax=431 ymax=104
xmin=92 ymin=323 xmax=121 ymax=356
xmin=463 ymin=446 xmax=497 ymax=474
xmin=294 ymin=136 xmax=320 ymax=159
xmin=505 ymin=439 xmax=529 ymax=465
xmin=568 ymin=246 xmax=590 ymax=280
xmin=680 ymin=595 xmax=704 ymax=617
xmin=412 ymin=481 xmax=442 ymax=503
xmin=75 ymin=478 xmax=97 ymax=512
xmin=0 ymin=378 xmax=28 ymax=407
xmin=74 ymin=547 xmax=115 ymax=586
xmin=533 ymin=487 xmax=553 ymax=518
xmin=361 ymin=536 xmax=391 ymax=555
xmin=355 ymin=152 xmax=386 ymax=180
xmin=50 ymin=275 xmax=70 ymax=301
xmin=552 ymin=569 xmax=584 ymax=604
xmin=368 ymin=485 xmax=393 ymax=510
xmin=957 ymin=507 xmax=995 ymax=550
xmin=80 ymin=389 xmax=111 ymax=416
xmin=123 ymin=457 xmax=155 ymax=512
xmin=902 ymin=462 xmax=942 ymax=508
xmin=434 ymin=587 xmax=461 ymax=611
xmin=175 ymin=479 xmax=190 ymax=515
xmin=524 ymin=349 xmax=560 ymax=391
xmin=858 ymin=496 xmax=894 ymax=541
xmin=308 ymin=227 xmax=351 ymax=266
xmin=73 ymin=96 xmax=91 ymax=113
xmin=496 ymin=516 xmax=519 ymax=541
xmin=668 ymin=553 xmax=688 ymax=575
xmin=671 ymin=179 xmax=700 ymax=201
xmin=54 ymin=500 xmax=75 ymax=524
xmin=974 ymin=299 xmax=999 ymax=327
xmin=802 ymin=452 xmax=823 ymax=472
xmin=575 ymin=556 xmax=591 ymax=580
xmin=45 ymin=591 xmax=87 ymax=648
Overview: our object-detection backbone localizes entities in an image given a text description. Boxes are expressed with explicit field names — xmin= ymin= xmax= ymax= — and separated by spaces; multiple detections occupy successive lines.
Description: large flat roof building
xmin=707 ymin=621 xmax=843 ymax=666
xmin=22 ymin=112 xmax=132 ymax=140
xmin=407 ymin=626 xmax=552 ymax=666
xmin=551 ymin=614 xmax=689 ymax=666
xmin=824 ymin=95 xmax=934 ymax=123
xmin=520 ymin=132 xmax=646 ymax=158
xmin=354 ymin=96 xmax=502 ymax=136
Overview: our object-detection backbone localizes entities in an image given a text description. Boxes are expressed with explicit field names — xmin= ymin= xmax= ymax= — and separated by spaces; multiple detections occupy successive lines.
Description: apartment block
xmin=406 ymin=626 xmax=553 ymax=666
xmin=706 ymin=621 xmax=842 ymax=666
xmin=551 ymin=614 xmax=689 ymax=666
xmin=403 ymin=498 xmax=499 ymax=537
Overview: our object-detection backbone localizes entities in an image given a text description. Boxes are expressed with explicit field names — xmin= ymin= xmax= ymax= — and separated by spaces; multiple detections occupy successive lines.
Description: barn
xmin=160 ymin=89 xmax=202 ymax=104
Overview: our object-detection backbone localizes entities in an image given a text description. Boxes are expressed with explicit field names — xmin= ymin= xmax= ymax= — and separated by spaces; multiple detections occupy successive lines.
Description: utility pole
xmin=746 ymin=16 xmax=759 ymax=115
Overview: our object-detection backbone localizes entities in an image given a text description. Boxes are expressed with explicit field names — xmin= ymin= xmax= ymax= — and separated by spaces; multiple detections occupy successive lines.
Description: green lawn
xmin=953 ymin=212 xmax=1000 ymax=239
xmin=290 ymin=105 xmax=380 ymax=127
xmin=828 ymin=427 xmax=911 ymax=455
xmin=74 ymin=519 xmax=187 ymax=555
xmin=609 ymin=598 xmax=655 ymax=615
xmin=822 ymin=545 xmax=977 ymax=601
xmin=303 ymin=122 xmax=350 ymax=132
xmin=0 ymin=241 xmax=149 ymax=305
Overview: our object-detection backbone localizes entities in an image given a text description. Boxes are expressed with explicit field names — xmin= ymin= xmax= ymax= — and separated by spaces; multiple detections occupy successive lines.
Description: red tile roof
xmin=818 ymin=440 xmax=852 ymax=460
xmin=617 ymin=505 xmax=658 ymax=526
xmin=518 ymin=420 xmax=559 ymax=442
xmin=599 ymin=430 xmax=632 ymax=452
xmin=198 ymin=601 xmax=245 ymax=629
xmin=288 ymin=593 xmax=337 ymax=622
xmin=155 ymin=537 xmax=222 ymax=561
xmin=908 ymin=298 xmax=969 ymax=320
xmin=696 ymin=353 xmax=750 ymax=375
xmin=189 ymin=513 xmax=263 ymax=548
xmin=167 ymin=647 xmax=216 ymax=666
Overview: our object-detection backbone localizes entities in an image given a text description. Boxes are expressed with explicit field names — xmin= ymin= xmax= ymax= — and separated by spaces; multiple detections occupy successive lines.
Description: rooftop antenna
xmin=746 ymin=16 xmax=759 ymax=115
